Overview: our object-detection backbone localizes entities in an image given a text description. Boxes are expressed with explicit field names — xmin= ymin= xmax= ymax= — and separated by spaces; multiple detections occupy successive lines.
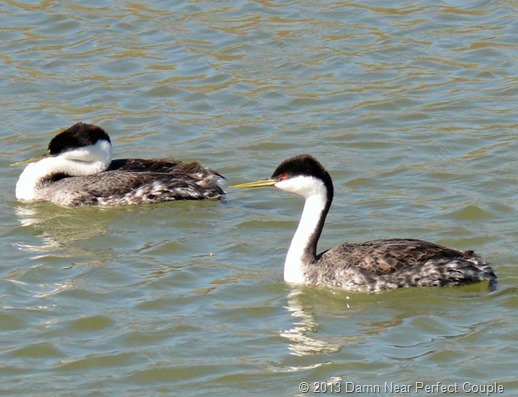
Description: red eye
xmin=279 ymin=173 xmax=288 ymax=180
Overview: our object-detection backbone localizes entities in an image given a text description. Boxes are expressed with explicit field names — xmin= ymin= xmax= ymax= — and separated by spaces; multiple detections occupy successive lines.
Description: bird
xmin=14 ymin=122 xmax=224 ymax=206
xmin=231 ymin=154 xmax=496 ymax=292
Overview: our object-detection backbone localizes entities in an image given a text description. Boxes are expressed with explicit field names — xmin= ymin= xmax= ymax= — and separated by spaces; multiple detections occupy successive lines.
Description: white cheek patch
xmin=275 ymin=175 xmax=326 ymax=199
xmin=62 ymin=140 xmax=112 ymax=164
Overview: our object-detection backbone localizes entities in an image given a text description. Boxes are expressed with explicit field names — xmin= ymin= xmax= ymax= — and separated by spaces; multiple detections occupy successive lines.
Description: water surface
xmin=1 ymin=1 xmax=517 ymax=396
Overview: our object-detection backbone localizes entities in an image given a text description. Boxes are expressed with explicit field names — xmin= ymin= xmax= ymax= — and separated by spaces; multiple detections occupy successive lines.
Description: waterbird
xmin=14 ymin=122 xmax=224 ymax=206
xmin=231 ymin=154 xmax=496 ymax=292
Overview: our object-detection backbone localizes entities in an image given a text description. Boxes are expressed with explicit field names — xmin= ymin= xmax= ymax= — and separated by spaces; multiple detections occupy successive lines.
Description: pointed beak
xmin=10 ymin=153 xmax=48 ymax=167
xmin=230 ymin=178 xmax=278 ymax=188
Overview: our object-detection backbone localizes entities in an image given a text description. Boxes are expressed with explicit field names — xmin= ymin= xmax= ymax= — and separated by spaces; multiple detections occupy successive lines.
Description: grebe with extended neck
xmin=232 ymin=154 xmax=496 ymax=292
xmin=14 ymin=122 xmax=224 ymax=206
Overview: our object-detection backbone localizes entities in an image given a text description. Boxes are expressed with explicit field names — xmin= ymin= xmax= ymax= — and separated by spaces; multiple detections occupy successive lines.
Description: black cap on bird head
xmin=48 ymin=122 xmax=111 ymax=155
xmin=271 ymin=154 xmax=333 ymax=188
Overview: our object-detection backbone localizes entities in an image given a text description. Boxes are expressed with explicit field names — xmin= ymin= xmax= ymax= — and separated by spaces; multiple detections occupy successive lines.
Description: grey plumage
xmin=15 ymin=123 xmax=224 ymax=206
xmin=40 ymin=169 xmax=224 ymax=206
xmin=310 ymin=238 xmax=496 ymax=292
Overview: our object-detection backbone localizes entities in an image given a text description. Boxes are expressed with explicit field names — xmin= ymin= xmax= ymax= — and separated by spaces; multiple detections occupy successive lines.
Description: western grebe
xmin=232 ymin=154 xmax=496 ymax=292
xmin=14 ymin=122 xmax=224 ymax=206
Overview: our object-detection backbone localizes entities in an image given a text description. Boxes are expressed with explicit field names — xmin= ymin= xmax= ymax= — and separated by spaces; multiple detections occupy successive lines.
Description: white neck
xmin=16 ymin=140 xmax=112 ymax=201
xmin=276 ymin=176 xmax=328 ymax=285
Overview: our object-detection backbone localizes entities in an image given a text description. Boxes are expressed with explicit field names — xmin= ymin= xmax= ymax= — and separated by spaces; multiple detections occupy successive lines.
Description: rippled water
xmin=1 ymin=1 xmax=517 ymax=396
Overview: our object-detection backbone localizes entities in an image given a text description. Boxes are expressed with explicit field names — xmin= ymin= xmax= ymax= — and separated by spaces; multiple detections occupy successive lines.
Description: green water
xmin=1 ymin=1 xmax=516 ymax=396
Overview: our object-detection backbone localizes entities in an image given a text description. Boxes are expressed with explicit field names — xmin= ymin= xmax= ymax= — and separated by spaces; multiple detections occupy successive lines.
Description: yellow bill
xmin=10 ymin=154 xmax=48 ymax=167
xmin=230 ymin=179 xmax=277 ymax=188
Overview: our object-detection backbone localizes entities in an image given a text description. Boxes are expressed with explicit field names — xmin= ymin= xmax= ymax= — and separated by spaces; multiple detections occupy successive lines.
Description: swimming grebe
xmin=232 ymin=154 xmax=496 ymax=292
xmin=15 ymin=122 xmax=224 ymax=206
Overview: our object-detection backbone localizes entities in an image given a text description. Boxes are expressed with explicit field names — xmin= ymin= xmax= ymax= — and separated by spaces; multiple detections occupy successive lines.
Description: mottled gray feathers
xmin=307 ymin=238 xmax=496 ymax=292
xmin=40 ymin=159 xmax=224 ymax=206
xmin=107 ymin=158 xmax=225 ymax=180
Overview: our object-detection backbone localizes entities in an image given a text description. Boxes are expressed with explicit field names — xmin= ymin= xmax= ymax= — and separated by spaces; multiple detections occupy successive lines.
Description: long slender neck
xmin=283 ymin=180 xmax=333 ymax=284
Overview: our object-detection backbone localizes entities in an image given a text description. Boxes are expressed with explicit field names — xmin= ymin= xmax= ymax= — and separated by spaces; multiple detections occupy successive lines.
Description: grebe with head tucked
xmin=232 ymin=154 xmax=496 ymax=292
xmin=14 ymin=122 xmax=224 ymax=206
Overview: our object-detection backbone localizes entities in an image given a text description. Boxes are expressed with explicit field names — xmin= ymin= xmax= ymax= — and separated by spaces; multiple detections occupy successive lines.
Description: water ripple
xmin=1 ymin=0 xmax=516 ymax=396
